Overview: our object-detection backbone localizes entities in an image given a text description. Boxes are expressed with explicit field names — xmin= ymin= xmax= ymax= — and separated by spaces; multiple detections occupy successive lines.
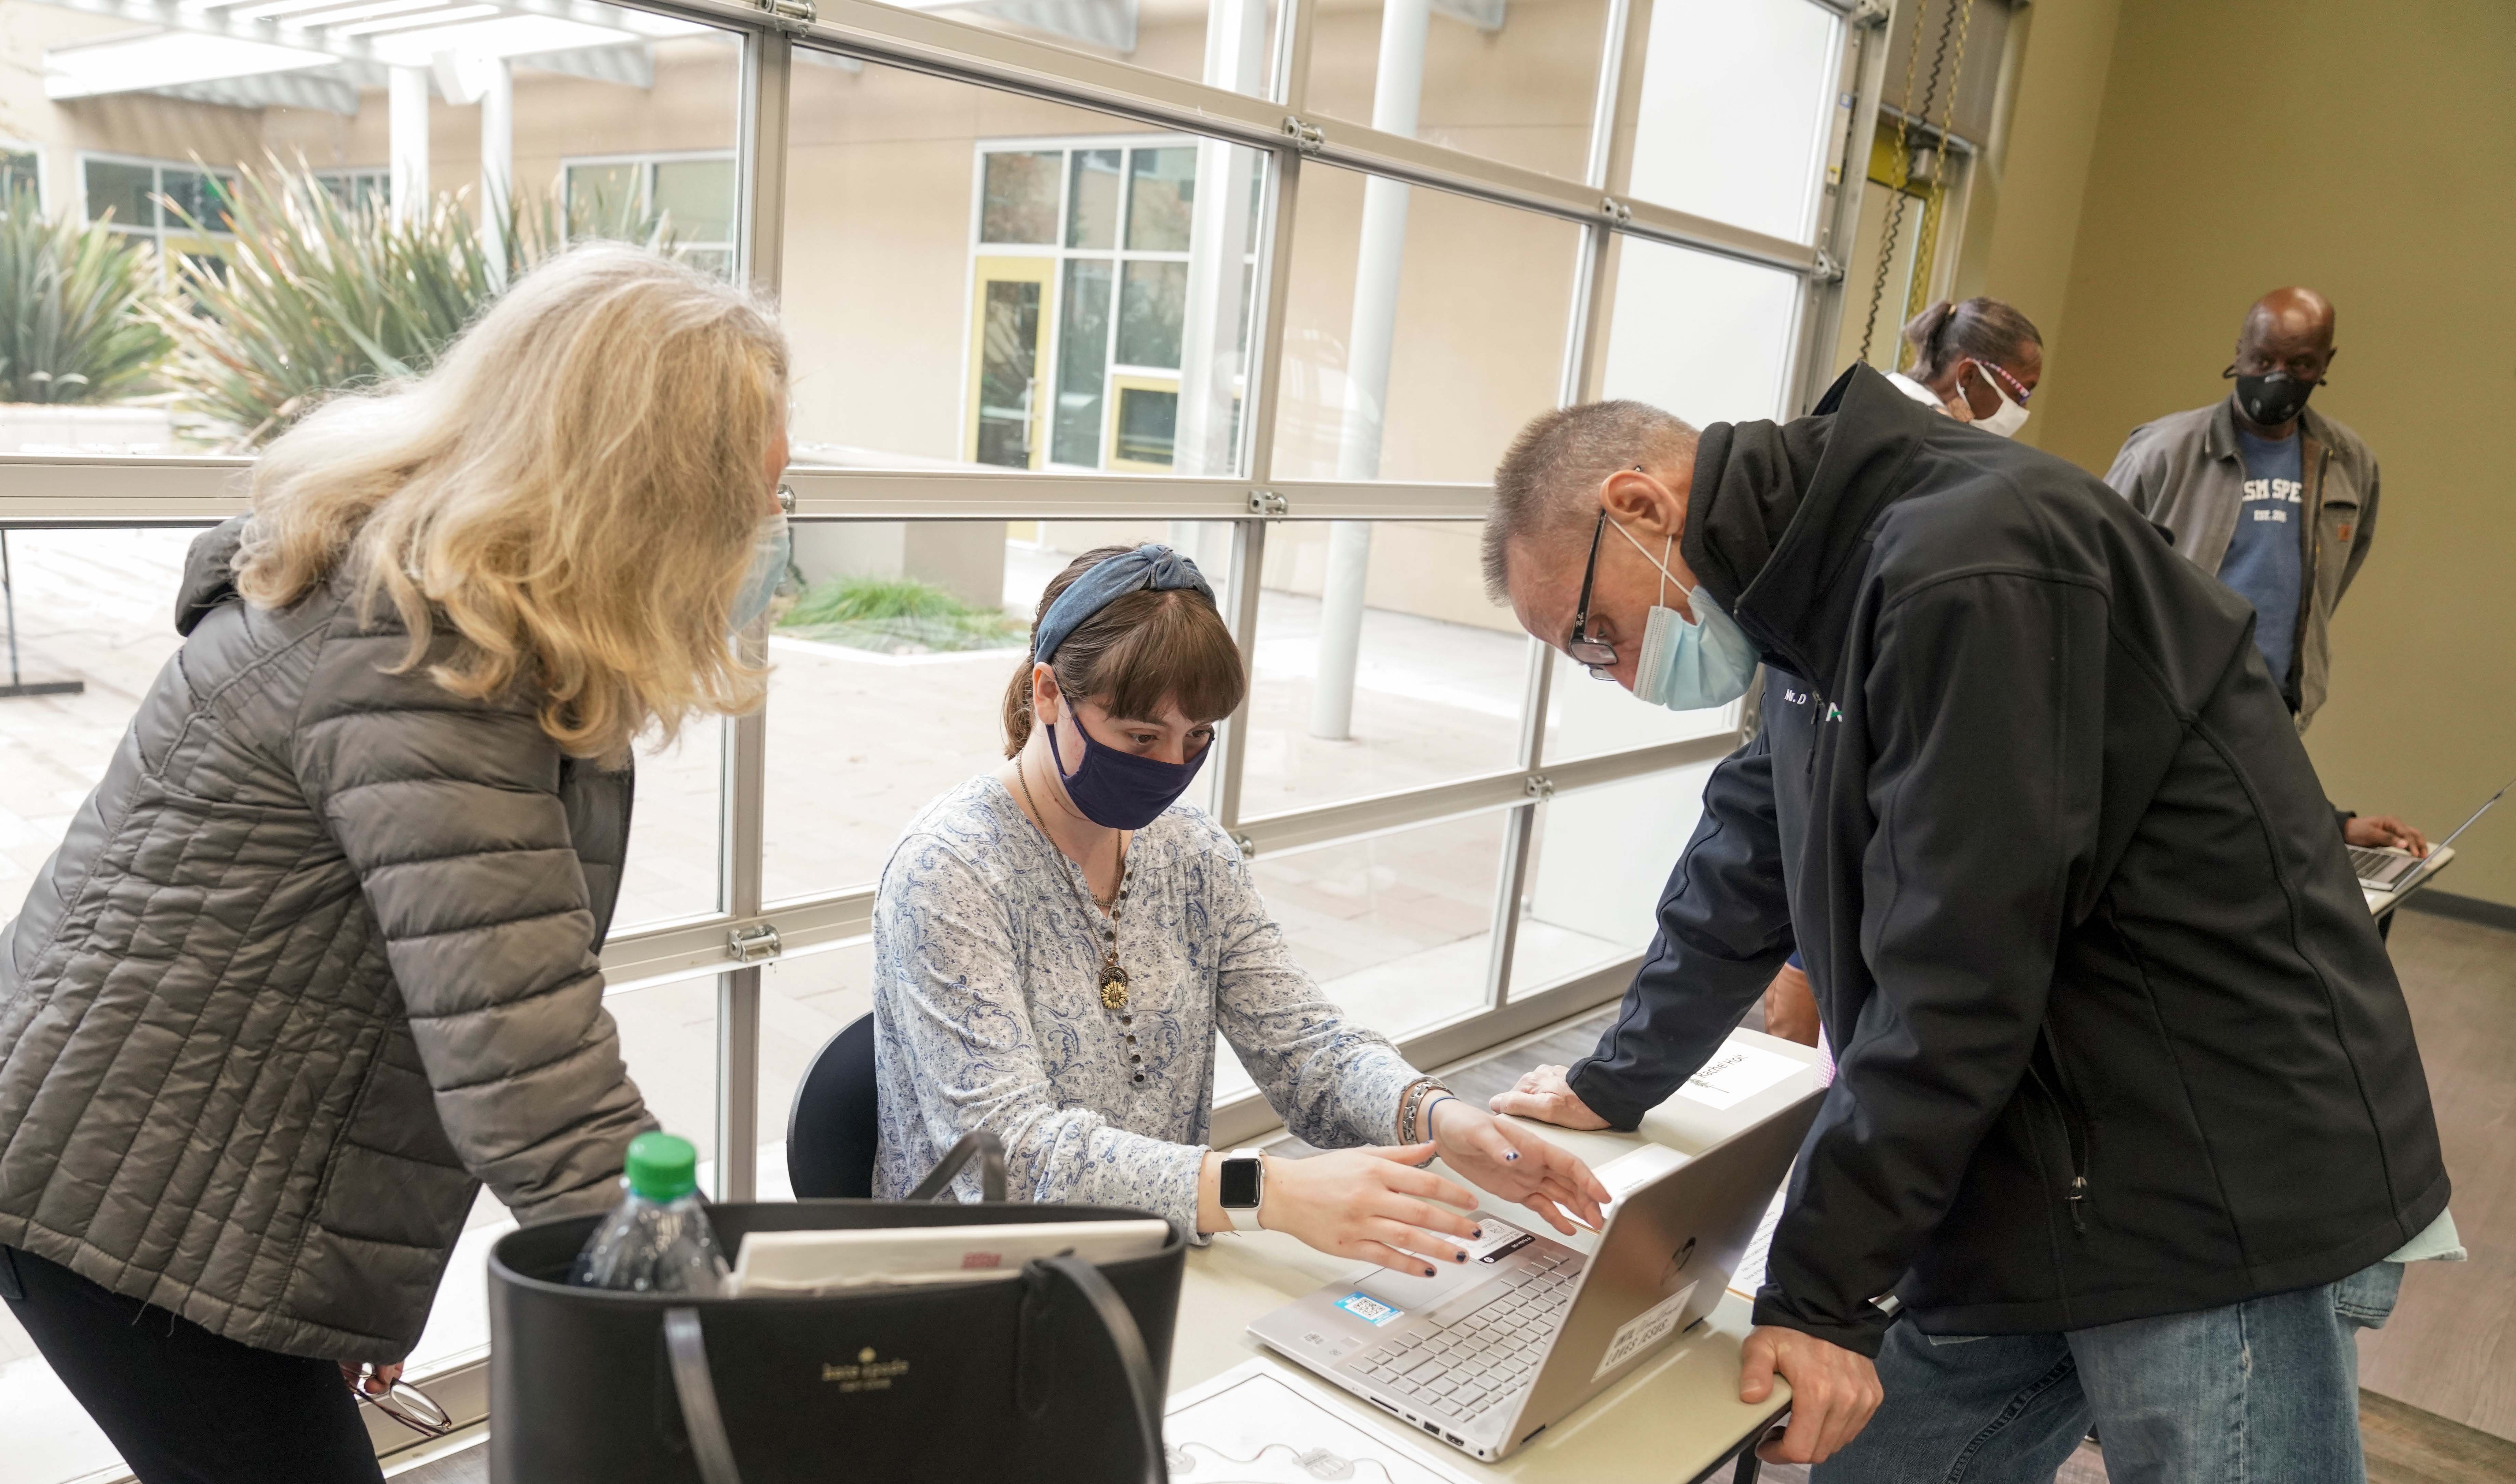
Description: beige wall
xmin=2021 ymin=0 xmax=2516 ymax=904
xmin=1950 ymin=0 xmax=2121 ymax=447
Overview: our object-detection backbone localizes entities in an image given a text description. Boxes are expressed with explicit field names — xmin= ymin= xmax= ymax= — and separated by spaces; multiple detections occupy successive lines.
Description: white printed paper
xmin=1591 ymin=1279 xmax=1699 ymax=1381
xmin=1165 ymin=1359 xmax=1480 ymax=1484
xmin=1677 ymin=1043 xmax=1805 ymax=1110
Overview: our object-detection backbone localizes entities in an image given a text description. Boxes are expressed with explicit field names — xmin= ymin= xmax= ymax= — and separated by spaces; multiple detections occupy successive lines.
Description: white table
xmin=1167 ymin=1029 xmax=1826 ymax=1483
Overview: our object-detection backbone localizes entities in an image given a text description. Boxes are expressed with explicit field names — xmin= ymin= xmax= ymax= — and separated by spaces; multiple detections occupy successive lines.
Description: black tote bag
xmin=487 ymin=1135 xmax=1182 ymax=1484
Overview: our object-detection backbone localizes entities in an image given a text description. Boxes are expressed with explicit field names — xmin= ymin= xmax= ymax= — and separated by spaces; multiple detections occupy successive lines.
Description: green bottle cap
xmin=623 ymin=1131 xmax=700 ymax=1202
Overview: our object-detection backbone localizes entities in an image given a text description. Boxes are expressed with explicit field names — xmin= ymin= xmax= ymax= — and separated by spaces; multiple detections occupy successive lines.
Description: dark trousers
xmin=0 ymin=1245 xmax=386 ymax=1484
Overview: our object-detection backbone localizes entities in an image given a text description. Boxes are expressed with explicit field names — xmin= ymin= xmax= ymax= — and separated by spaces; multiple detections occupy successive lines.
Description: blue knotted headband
xmin=1033 ymin=544 xmax=1216 ymax=664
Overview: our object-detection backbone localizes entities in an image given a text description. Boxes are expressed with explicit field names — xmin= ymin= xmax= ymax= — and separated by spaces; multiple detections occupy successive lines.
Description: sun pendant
xmin=1099 ymin=964 xmax=1131 ymax=1012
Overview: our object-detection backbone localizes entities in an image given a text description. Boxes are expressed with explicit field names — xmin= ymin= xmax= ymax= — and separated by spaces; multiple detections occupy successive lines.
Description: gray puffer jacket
xmin=0 ymin=517 xmax=652 ymax=1361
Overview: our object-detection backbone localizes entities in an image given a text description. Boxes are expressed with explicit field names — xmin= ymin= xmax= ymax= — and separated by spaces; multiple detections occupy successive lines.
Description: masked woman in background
xmin=871 ymin=545 xmax=1609 ymax=1274
xmin=1887 ymin=296 xmax=2044 ymax=437
xmin=0 ymin=245 xmax=791 ymax=1483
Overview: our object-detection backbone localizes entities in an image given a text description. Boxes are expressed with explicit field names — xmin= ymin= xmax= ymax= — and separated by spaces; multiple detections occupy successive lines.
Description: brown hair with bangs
xmin=1002 ymin=546 xmax=1247 ymax=758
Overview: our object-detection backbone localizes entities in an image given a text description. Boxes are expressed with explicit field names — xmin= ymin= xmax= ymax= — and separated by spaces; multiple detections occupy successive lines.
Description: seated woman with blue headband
xmin=872 ymin=544 xmax=1609 ymax=1272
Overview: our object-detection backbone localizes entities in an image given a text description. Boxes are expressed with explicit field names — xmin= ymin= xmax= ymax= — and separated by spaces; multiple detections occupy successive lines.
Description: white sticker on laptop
xmin=1334 ymin=1291 xmax=1404 ymax=1326
xmin=1679 ymin=1044 xmax=1805 ymax=1110
xmin=1591 ymin=1281 xmax=1699 ymax=1381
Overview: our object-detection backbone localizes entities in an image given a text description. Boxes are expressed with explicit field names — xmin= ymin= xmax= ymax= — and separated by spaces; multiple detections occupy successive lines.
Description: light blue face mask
xmin=1609 ymin=519 xmax=1761 ymax=711
xmin=729 ymin=511 xmax=791 ymax=637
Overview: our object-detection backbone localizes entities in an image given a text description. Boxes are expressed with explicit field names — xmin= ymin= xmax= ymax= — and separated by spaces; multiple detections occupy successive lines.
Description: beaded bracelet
xmin=1395 ymin=1076 xmax=1438 ymax=1146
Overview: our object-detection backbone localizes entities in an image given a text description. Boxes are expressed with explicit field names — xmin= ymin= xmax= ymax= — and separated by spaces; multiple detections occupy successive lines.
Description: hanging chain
xmin=1903 ymin=0 xmax=1978 ymax=332
xmin=1857 ymin=0 xmax=1976 ymax=368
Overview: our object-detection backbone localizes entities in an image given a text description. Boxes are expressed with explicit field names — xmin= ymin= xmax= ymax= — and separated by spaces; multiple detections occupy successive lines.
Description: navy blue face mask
xmin=1045 ymin=711 xmax=1210 ymax=830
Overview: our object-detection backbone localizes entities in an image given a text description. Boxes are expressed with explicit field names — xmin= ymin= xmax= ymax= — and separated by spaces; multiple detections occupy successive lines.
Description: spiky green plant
xmin=778 ymin=575 xmax=1027 ymax=655
xmin=152 ymin=158 xmax=685 ymax=448
xmin=0 ymin=184 xmax=173 ymax=404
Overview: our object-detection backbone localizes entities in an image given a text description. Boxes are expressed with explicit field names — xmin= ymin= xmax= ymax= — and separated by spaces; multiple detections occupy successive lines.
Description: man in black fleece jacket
xmin=1480 ymin=365 xmax=2449 ymax=1479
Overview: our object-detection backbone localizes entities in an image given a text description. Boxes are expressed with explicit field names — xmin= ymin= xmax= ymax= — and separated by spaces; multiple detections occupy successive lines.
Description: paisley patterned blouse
xmin=871 ymin=774 xmax=1420 ymax=1227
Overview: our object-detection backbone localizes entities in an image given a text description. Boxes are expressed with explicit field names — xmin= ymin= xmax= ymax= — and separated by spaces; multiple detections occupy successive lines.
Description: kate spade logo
xmin=823 ymin=1346 xmax=912 ymax=1392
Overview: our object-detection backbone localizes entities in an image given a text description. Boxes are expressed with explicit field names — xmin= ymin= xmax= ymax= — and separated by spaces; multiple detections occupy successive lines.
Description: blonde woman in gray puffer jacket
xmin=0 ymin=244 xmax=790 ymax=1482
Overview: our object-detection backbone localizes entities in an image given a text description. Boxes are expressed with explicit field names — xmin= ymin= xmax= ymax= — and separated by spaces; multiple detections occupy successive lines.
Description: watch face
xmin=1219 ymin=1157 xmax=1262 ymax=1209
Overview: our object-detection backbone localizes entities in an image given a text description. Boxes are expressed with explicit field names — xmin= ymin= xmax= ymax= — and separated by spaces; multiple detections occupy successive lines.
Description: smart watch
xmin=1219 ymin=1148 xmax=1266 ymax=1232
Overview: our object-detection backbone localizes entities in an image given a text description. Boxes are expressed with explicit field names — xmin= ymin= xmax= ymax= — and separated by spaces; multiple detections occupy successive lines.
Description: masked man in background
xmin=1477 ymin=367 xmax=2453 ymax=1481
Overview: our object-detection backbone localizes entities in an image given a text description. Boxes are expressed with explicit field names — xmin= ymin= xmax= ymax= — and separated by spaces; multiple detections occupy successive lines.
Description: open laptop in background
xmin=1248 ymin=1086 xmax=1821 ymax=1463
xmin=2351 ymin=772 xmax=2514 ymax=893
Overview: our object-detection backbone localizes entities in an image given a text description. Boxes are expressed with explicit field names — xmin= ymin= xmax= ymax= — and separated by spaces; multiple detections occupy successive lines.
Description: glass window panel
xmin=1115 ymin=385 xmax=1178 ymax=466
xmin=754 ymin=943 xmax=875 ymax=1198
xmin=615 ymin=722 xmax=724 ymax=930
xmin=1543 ymin=647 xmax=1737 ymax=766
xmin=1218 ymin=813 xmax=1509 ymax=1101
xmin=1125 ymin=145 xmax=1195 ymax=250
xmin=762 ymin=520 xmax=1236 ymax=905
xmin=1303 ymin=0 xmax=1607 ymax=177
xmin=1509 ymin=762 xmax=1717 ymax=998
xmin=781 ymin=57 xmax=1263 ymax=475
xmin=1627 ymin=0 xmax=1842 ymax=243
xmin=0 ymin=150 xmax=38 ymax=207
xmin=81 ymin=158 xmax=155 ymax=229
xmin=1067 ymin=147 xmax=1123 ymax=249
xmin=1237 ymin=520 xmax=1524 ymax=817
xmin=1600 ymin=236 xmax=1803 ymax=427
xmin=1053 ymin=258 xmax=1113 ymax=466
xmin=650 ymin=155 xmax=738 ymax=244
xmin=156 ymin=167 xmax=230 ymax=231
xmin=979 ymin=149 xmax=1061 ymax=243
xmin=566 ymin=161 xmax=645 ymax=237
xmin=1115 ymin=259 xmax=1186 ymax=369
xmin=1271 ymin=168 xmax=1580 ymax=482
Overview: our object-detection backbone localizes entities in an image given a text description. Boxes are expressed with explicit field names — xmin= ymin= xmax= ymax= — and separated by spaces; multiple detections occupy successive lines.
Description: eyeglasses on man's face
xmin=1565 ymin=507 xmax=1620 ymax=680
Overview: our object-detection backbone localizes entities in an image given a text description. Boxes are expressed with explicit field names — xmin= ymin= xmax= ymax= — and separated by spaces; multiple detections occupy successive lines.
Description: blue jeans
xmin=1812 ymin=1262 xmax=2403 ymax=1484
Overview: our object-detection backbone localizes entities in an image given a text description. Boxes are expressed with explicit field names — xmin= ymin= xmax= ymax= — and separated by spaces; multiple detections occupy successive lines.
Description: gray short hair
xmin=1483 ymin=400 xmax=1699 ymax=600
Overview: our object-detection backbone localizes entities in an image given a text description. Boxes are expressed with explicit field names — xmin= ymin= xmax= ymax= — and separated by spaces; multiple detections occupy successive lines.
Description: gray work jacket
xmin=2103 ymin=395 xmax=2380 ymax=727
xmin=0 ymin=518 xmax=652 ymax=1361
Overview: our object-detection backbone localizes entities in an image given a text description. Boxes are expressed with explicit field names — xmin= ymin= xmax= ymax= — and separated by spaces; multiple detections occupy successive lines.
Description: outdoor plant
xmin=153 ymin=159 xmax=682 ymax=448
xmin=0 ymin=184 xmax=173 ymax=405
xmin=778 ymin=574 xmax=1028 ymax=655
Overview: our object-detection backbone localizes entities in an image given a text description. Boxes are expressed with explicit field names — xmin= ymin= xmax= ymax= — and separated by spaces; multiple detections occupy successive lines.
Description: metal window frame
xmin=0 ymin=0 xmax=1894 ymax=1469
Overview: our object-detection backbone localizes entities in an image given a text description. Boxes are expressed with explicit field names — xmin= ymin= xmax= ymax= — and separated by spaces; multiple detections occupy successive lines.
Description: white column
xmin=1174 ymin=0 xmax=1268 ymax=479
xmin=1311 ymin=0 xmax=1431 ymax=740
xmin=478 ymin=57 xmax=513 ymax=285
xmin=388 ymin=66 xmax=430 ymax=227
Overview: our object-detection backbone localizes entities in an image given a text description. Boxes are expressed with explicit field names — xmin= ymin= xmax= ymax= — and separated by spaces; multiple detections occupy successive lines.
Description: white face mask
xmin=1966 ymin=362 xmax=2031 ymax=438
xmin=1608 ymin=520 xmax=1761 ymax=711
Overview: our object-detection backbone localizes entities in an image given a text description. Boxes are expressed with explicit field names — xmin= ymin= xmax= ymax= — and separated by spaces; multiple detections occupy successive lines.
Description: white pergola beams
xmin=31 ymin=0 xmax=669 ymax=117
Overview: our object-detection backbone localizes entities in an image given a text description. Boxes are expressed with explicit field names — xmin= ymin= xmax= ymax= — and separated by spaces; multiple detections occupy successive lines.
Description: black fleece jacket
xmin=1568 ymin=365 xmax=2447 ymax=1351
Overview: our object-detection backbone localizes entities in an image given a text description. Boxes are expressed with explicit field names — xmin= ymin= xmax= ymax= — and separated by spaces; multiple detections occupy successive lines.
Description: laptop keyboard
xmin=1348 ymin=1252 xmax=1582 ymax=1426
xmin=2350 ymin=845 xmax=2419 ymax=886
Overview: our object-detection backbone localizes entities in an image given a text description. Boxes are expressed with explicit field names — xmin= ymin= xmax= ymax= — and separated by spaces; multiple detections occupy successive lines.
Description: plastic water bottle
xmin=571 ymin=1131 xmax=731 ymax=1295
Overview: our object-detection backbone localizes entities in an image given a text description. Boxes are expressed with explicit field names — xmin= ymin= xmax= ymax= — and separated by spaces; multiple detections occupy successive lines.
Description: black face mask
xmin=2232 ymin=370 xmax=2317 ymax=427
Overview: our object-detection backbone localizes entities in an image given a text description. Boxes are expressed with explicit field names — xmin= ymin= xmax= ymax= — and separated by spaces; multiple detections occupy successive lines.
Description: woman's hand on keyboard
xmin=1260 ymin=1145 xmax=1485 ymax=1277
xmin=1428 ymin=1099 xmax=1610 ymax=1236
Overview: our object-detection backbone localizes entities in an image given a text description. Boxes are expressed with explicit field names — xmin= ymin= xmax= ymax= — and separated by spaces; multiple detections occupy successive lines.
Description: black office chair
xmin=786 ymin=1012 xmax=879 ymax=1198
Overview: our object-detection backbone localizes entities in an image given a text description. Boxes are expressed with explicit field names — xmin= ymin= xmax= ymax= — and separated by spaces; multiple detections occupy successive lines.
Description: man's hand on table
xmin=1486 ymin=1064 xmax=1611 ymax=1131
xmin=1427 ymin=1097 xmax=1610 ymax=1234
xmin=1739 ymin=1326 xmax=1882 ymax=1466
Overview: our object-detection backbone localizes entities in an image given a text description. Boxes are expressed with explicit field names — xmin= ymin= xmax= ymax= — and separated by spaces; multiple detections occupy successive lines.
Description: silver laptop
xmin=2350 ymin=772 xmax=2513 ymax=893
xmin=1249 ymin=1087 xmax=1822 ymax=1462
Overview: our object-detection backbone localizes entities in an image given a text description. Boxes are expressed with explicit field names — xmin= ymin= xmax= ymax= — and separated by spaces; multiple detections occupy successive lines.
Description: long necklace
xmin=1015 ymin=754 xmax=1134 ymax=1012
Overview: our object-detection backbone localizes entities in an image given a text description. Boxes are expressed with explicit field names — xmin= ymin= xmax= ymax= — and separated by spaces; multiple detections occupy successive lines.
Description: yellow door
xmin=968 ymin=255 xmax=1053 ymax=469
